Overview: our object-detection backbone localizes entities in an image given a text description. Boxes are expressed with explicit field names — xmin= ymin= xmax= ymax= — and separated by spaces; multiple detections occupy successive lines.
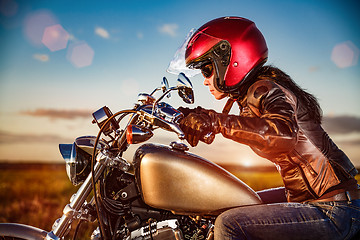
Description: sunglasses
xmin=200 ymin=63 xmax=214 ymax=78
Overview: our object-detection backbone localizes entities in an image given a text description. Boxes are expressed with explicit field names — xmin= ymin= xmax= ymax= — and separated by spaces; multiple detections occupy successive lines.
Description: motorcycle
xmin=0 ymin=73 xmax=264 ymax=240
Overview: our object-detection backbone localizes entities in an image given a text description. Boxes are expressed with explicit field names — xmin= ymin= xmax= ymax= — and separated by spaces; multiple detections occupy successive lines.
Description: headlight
xmin=59 ymin=136 xmax=106 ymax=186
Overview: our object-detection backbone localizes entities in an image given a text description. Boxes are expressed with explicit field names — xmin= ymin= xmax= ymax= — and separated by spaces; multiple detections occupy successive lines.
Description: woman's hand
xmin=179 ymin=112 xmax=212 ymax=147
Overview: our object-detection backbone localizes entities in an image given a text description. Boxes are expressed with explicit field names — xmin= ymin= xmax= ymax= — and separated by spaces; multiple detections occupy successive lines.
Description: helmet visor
xmin=167 ymin=28 xmax=222 ymax=77
xmin=167 ymin=28 xmax=201 ymax=77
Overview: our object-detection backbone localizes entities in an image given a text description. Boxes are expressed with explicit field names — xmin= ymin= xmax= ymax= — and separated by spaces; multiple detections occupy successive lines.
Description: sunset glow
xmin=0 ymin=0 xmax=359 ymax=167
xmin=241 ymin=158 xmax=254 ymax=167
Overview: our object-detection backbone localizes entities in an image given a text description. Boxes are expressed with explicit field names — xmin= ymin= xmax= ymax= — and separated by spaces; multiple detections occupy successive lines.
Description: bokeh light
xmin=67 ymin=42 xmax=94 ymax=68
xmin=23 ymin=10 xmax=58 ymax=47
xmin=41 ymin=24 xmax=69 ymax=52
xmin=331 ymin=41 xmax=359 ymax=68
xmin=0 ymin=0 xmax=18 ymax=17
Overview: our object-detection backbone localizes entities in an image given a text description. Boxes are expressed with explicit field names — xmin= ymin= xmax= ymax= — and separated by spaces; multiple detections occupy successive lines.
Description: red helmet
xmin=185 ymin=16 xmax=268 ymax=93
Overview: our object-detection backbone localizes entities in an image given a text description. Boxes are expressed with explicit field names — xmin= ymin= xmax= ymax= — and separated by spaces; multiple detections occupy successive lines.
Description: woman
xmin=176 ymin=16 xmax=360 ymax=239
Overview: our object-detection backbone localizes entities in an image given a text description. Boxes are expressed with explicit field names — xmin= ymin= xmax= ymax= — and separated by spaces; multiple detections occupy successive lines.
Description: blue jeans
xmin=214 ymin=199 xmax=360 ymax=240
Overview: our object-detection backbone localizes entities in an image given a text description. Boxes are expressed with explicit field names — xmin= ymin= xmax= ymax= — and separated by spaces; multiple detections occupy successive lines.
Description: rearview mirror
xmin=177 ymin=73 xmax=194 ymax=104
xmin=162 ymin=77 xmax=171 ymax=98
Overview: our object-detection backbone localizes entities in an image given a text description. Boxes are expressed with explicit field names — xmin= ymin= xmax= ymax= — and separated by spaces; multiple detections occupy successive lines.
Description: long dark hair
xmin=255 ymin=65 xmax=323 ymax=123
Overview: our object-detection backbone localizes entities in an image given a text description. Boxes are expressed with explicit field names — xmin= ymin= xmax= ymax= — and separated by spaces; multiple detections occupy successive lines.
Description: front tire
xmin=0 ymin=223 xmax=47 ymax=240
xmin=0 ymin=237 xmax=28 ymax=240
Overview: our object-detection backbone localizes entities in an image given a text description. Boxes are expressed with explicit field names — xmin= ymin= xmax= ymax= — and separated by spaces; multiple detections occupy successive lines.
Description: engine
xmin=129 ymin=218 xmax=214 ymax=240
xmin=130 ymin=219 xmax=182 ymax=240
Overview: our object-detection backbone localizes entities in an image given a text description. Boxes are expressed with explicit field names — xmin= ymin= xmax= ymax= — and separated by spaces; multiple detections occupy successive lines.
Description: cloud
xmin=137 ymin=31 xmax=144 ymax=39
xmin=33 ymin=53 xmax=49 ymax=62
xmin=0 ymin=130 xmax=72 ymax=144
xmin=308 ymin=66 xmax=320 ymax=72
xmin=158 ymin=23 xmax=178 ymax=37
xmin=322 ymin=115 xmax=360 ymax=134
xmin=95 ymin=26 xmax=110 ymax=39
xmin=20 ymin=109 xmax=92 ymax=120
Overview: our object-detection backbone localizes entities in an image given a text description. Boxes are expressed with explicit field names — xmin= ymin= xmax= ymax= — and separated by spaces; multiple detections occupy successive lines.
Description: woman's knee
xmin=215 ymin=209 xmax=232 ymax=230
xmin=214 ymin=209 xmax=244 ymax=240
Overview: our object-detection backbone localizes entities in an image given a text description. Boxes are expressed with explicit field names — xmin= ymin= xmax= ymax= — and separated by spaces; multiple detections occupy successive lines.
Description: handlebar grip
xmin=201 ymin=132 xmax=215 ymax=144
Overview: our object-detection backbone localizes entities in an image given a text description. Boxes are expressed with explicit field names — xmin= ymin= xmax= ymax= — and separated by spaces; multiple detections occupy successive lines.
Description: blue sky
xmin=0 ymin=0 xmax=359 ymax=166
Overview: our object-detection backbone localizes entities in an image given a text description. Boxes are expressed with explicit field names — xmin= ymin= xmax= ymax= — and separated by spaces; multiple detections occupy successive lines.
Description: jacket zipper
xmin=293 ymin=149 xmax=318 ymax=177
xmin=287 ymin=155 xmax=319 ymax=199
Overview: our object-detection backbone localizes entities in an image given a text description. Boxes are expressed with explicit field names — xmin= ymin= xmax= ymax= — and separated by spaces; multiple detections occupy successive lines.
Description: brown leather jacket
xmin=208 ymin=79 xmax=358 ymax=202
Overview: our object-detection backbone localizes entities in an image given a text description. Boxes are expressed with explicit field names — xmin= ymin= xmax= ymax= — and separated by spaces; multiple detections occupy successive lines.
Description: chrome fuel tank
xmin=133 ymin=143 xmax=262 ymax=215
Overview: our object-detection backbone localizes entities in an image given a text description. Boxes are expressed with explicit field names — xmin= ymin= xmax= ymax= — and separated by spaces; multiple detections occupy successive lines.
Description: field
xmin=0 ymin=163 xmax=359 ymax=239
xmin=0 ymin=163 xmax=97 ymax=238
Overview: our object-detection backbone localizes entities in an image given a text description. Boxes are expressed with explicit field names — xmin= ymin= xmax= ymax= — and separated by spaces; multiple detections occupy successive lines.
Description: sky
xmin=0 ymin=0 xmax=359 ymax=168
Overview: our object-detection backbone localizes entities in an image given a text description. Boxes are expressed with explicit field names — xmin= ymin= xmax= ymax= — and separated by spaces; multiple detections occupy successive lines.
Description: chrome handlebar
xmin=138 ymin=104 xmax=215 ymax=144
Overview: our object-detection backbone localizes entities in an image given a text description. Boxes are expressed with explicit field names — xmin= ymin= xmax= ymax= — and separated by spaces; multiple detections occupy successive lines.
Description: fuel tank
xmin=133 ymin=143 xmax=262 ymax=215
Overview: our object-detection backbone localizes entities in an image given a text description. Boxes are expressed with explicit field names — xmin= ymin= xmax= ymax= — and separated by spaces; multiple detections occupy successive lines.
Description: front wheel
xmin=0 ymin=237 xmax=28 ymax=240
xmin=0 ymin=223 xmax=47 ymax=240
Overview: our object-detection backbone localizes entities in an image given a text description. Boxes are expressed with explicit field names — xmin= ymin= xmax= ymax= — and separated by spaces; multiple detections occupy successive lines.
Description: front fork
xmin=46 ymin=114 xmax=137 ymax=240
xmin=46 ymin=161 xmax=106 ymax=240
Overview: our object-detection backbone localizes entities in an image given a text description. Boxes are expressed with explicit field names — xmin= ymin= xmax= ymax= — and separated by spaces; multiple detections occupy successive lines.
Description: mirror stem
xmin=151 ymin=87 xmax=177 ymax=114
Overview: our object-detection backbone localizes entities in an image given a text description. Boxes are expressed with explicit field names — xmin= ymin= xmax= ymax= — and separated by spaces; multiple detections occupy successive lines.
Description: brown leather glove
xmin=177 ymin=106 xmax=206 ymax=117
xmin=178 ymin=112 xmax=212 ymax=147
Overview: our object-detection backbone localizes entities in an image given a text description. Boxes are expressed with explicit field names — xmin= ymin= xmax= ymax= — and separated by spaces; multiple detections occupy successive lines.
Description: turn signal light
xmin=126 ymin=125 xmax=153 ymax=144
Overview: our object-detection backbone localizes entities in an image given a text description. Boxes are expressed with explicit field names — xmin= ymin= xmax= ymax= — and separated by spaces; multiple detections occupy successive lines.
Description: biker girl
xmin=175 ymin=16 xmax=360 ymax=240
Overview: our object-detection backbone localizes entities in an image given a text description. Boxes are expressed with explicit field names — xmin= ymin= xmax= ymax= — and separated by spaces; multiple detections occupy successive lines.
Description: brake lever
xmin=139 ymin=109 xmax=186 ymax=140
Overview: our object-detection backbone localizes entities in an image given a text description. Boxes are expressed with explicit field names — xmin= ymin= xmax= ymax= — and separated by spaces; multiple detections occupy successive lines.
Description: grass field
xmin=0 ymin=163 xmax=359 ymax=239
xmin=0 ymin=163 xmax=97 ymax=238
